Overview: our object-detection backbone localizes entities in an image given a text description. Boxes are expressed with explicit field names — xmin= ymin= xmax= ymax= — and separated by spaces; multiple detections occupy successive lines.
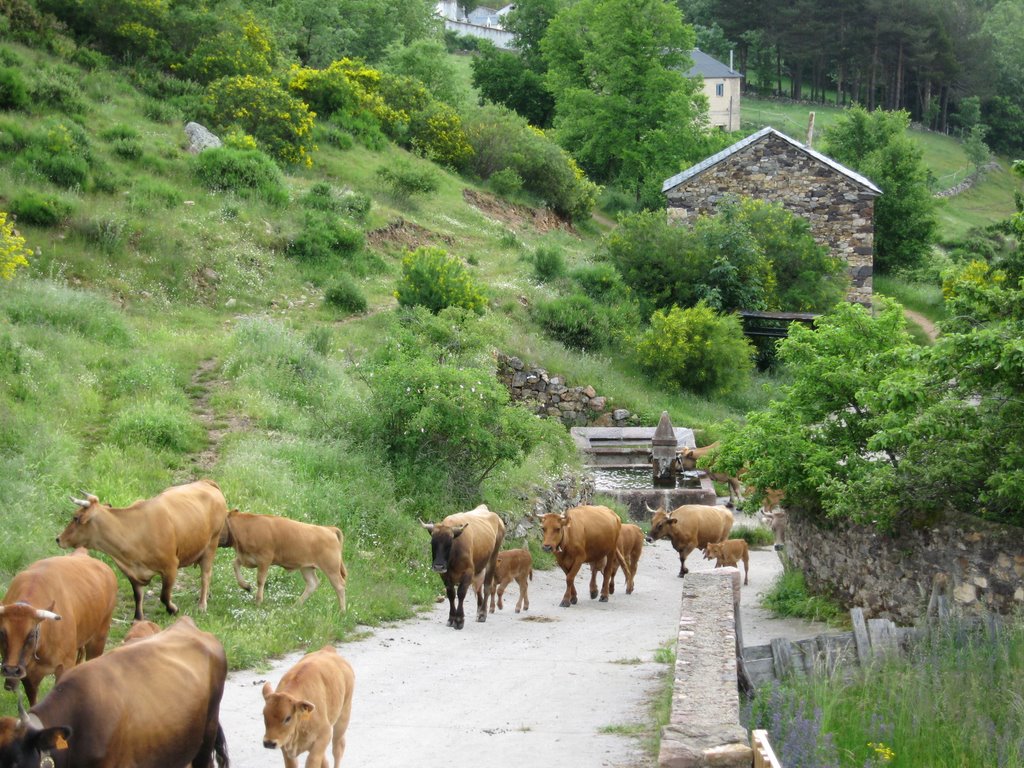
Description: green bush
xmin=571 ymin=262 xmax=627 ymax=300
xmin=191 ymin=147 xmax=288 ymax=204
xmin=111 ymin=137 xmax=143 ymax=160
xmin=339 ymin=191 xmax=371 ymax=222
xmin=18 ymin=146 xmax=89 ymax=189
xmin=8 ymin=191 xmax=72 ymax=227
xmin=302 ymin=183 xmax=342 ymax=213
xmin=100 ymin=124 xmax=139 ymax=141
xmin=141 ymin=97 xmax=180 ymax=124
xmin=108 ymin=400 xmax=205 ymax=454
xmin=636 ymin=302 xmax=755 ymax=395
xmin=300 ymin=184 xmax=370 ymax=221
xmin=728 ymin=525 xmax=775 ymax=547
xmin=531 ymin=245 xmax=565 ymax=282
xmin=488 ymin=168 xmax=523 ymax=198
xmin=30 ymin=65 xmax=85 ymax=113
xmin=533 ymin=292 xmax=610 ymax=351
xmin=761 ymin=566 xmax=844 ymax=625
xmin=394 ymin=246 xmax=486 ymax=314
xmin=289 ymin=211 xmax=364 ymax=264
xmin=0 ymin=67 xmax=29 ymax=110
xmin=324 ymin=276 xmax=368 ymax=314
xmin=375 ymin=159 xmax=439 ymax=201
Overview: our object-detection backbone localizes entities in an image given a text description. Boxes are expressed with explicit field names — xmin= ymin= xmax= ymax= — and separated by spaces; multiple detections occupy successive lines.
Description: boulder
xmin=184 ymin=122 xmax=223 ymax=154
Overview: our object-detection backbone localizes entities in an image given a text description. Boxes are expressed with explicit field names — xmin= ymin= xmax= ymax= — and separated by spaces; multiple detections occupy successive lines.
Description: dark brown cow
xmin=645 ymin=504 xmax=734 ymax=579
xmin=262 ymin=645 xmax=354 ymax=768
xmin=485 ymin=549 xmax=532 ymax=614
xmin=0 ymin=616 xmax=228 ymax=768
xmin=0 ymin=549 xmax=117 ymax=705
xmin=57 ymin=479 xmax=229 ymax=620
xmin=421 ymin=504 xmax=505 ymax=629
xmin=222 ymin=510 xmax=348 ymax=612
xmin=538 ymin=505 xmax=625 ymax=608
xmin=613 ymin=523 xmax=644 ymax=595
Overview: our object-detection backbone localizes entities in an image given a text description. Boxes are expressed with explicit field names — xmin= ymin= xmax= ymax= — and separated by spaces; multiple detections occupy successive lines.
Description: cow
xmin=537 ymin=505 xmax=625 ymax=608
xmin=485 ymin=549 xmax=532 ymax=614
xmin=645 ymin=503 xmax=734 ymax=579
xmin=705 ymin=539 xmax=750 ymax=585
xmin=614 ymin=523 xmax=644 ymax=595
xmin=262 ymin=645 xmax=354 ymax=768
xmin=0 ymin=616 xmax=228 ymax=768
xmin=421 ymin=505 xmax=505 ymax=629
xmin=0 ymin=549 xmax=117 ymax=706
xmin=57 ymin=479 xmax=229 ymax=620
xmin=221 ymin=510 xmax=348 ymax=613
xmin=760 ymin=508 xmax=788 ymax=551
xmin=121 ymin=620 xmax=162 ymax=644
xmin=677 ymin=443 xmax=745 ymax=507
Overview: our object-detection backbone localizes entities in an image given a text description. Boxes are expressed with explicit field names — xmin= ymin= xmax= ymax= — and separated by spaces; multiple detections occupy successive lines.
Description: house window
xmin=715 ymin=83 xmax=724 ymax=97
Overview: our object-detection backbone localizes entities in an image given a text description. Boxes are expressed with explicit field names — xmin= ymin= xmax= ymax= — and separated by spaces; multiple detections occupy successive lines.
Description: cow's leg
xmin=83 ymin=629 xmax=107 ymax=661
xmin=333 ymin=687 xmax=353 ymax=767
xmin=599 ymin=554 xmax=618 ymax=602
xmin=233 ymin=556 xmax=253 ymax=592
xmin=158 ymin=571 xmax=179 ymax=615
xmin=198 ymin=546 xmax=215 ymax=612
xmin=516 ymin=575 xmax=528 ymax=613
xmin=254 ymin=563 xmax=273 ymax=605
xmin=561 ymin=561 xmax=582 ymax=607
xmin=455 ymin=573 xmax=471 ymax=629
xmin=677 ymin=546 xmax=692 ymax=579
xmin=22 ymin=676 xmax=39 ymax=707
xmin=131 ymin=579 xmax=146 ymax=621
xmin=325 ymin=567 xmax=347 ymax=612
xmin=297 ymin=566 xmax=320 ymax=604
xmin=303 ymin=734 xmax=331 ymax=768
xmin=589 ymin=560 xmax=601 ymax=600
xmin=495 ymin=579 xmax=505 ymax=611
xmin=443 ymin=576 xmax=457 ymax=627
xmin=474 ymin=572 xmax=488 ymax=623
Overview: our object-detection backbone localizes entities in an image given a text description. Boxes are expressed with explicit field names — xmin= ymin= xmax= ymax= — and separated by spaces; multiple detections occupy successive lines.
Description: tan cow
xmin=222 ymin=510 xmax=348 ymax=612
xmin=262 ymin=645 xmax=354 ymax=768
xmin=538 ymin=505 xmax=625 ymax=607
xmin=0 ymin=616 xmax=228 ymax=767
xmin=645 ymin=503 xmax=734 ymax=579
xmin=122 ymin=620 xmax=162 ymax=644
xmin=0 ymin=549 xmax=117 ymax=705
xmin=705 ymin=539 xmax=750 ymax=585
xmin=421 ymin=505 xmax=505 ymax=629
xmin=485 ymin=549 xmax=532 ymax=614
xmin=677 ymin=443 xmax=745 ymax=507
xmin=58 ymin=479 xmax=229 ymax=620
xmin=613 ymin=523 xmax=644 ymax=595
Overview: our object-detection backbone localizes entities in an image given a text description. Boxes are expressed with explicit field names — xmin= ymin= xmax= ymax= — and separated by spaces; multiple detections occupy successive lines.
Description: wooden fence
xmin=751 ymin=730 xmax=783 ymax=768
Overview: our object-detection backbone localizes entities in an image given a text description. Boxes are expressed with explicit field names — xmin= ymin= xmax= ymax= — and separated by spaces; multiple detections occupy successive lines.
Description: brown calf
xmin=262 ymin=645 xmax=355 ymax=768
xmin=122 ymin=620 xmax=163 ymax=644
xmin=614 ymin=524 xmax=644 ymax=595
xmin=705 ymin=539 xmax=750 ymax=585
xmin=487 ymin=549 xmax=533 ymax=614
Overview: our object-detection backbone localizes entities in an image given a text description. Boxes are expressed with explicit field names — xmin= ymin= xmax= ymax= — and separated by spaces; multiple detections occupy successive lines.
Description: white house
xmin=687 ymin=49 xmax=742 ymax=132
xmin=435 ymin=1 xmax=516 ymax=49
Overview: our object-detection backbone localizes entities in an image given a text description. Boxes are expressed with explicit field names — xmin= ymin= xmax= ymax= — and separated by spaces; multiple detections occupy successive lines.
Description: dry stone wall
xmin=786 ymin=509 xmax=1024 ymax=625
xmin=664 ymin=132 xmax=877 ymax=306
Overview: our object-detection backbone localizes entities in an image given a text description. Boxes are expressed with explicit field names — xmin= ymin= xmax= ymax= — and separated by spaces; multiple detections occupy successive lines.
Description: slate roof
xmin=661 ymin=126 xmax=883 ymax=195
xmin=686 ymin=49 xmax=741 ymax=79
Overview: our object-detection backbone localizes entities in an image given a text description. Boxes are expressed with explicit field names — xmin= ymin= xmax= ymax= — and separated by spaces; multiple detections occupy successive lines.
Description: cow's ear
xmin=28 ymin=726 xmax=72 ymax=753
xmin=262 ymin=682 xmax=274 ymax=700
xmin=452 ymin=525 xmax=466 ymax=538
xmin=298 ymin=701 xmax=315 ymax=718
xmin=666 ymin=518 xmax=677 ymax=525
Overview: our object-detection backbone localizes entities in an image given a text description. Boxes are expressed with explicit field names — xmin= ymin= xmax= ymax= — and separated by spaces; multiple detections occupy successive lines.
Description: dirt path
xmin=217 ymin=517 xmax=831 ymax=767
xmin=903 ymin=308 xmax=939 ymax=342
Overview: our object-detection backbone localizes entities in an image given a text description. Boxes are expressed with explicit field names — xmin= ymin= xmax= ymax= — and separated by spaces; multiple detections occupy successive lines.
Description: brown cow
xmin=538 ymin=505 xmax=625 ymax=608
xmin=705 ymin=539 xmax=750 ymax=585
xmin=421 ymin=505 xmax=505 ymax=629
xmin=262 ymin=645 xmax=354 ymax=768
xmin=57 ymin=479 xmax=229 ymax=620
xmin=0 ymin=616 xmax=228 ymax=768
xmin=614 ymin=523 xmax=644 ymax=595
xmin=485 ymin=549 xmax=532 ymax=614
xmin=222 ymin=510 xmax=348 ymax=612
xmin=122 ymin=620 xmax=162 ymax=644
xmin=645 ymin=504 xmax=734 ymax=579
xmin=677 ymin=443 xmax=745 ymax=507
xmin=0 ymin=549 xmax=117 ymax=705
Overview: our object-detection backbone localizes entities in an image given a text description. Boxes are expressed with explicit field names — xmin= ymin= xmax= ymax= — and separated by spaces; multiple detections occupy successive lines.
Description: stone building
xmin=662 ymin=126 xmax=881 ymax=306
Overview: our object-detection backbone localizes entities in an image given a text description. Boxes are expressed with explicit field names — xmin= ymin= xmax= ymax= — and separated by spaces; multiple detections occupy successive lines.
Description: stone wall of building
xmin=786 ymin=509 xmax=1024 ymax=625
xmin=496 ymin=353 xmax=635 ymax=428
xmin=664 ymin=133 xmax=876 ymax=306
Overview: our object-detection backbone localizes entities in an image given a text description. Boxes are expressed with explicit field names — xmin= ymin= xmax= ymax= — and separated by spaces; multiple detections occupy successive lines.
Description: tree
xmin=541 ymin=0 xmax=706 ymax=206
xmin=503 ymin=0 xmax=563 ymax=73
xmin=963 ymin=124 xmax=991 ymax=181
xmin=382 ymin=38 xmax=466 ymax=108
xmin=823 ymin=106 xmax=936 ymax=274
xmin=470 ymin=42 xmax=554 ymax=127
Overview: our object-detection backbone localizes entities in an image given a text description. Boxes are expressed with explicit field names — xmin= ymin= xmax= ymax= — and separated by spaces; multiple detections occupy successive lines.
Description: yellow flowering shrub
xmin=184 ymin=13 xmax=276 ymax=83
xmin=0 ymin=212 xmax=32 ymax=281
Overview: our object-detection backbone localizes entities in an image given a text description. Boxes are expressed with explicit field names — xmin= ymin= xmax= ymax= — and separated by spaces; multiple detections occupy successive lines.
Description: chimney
xmin=729 ymin=49 xmax=734 ymax=72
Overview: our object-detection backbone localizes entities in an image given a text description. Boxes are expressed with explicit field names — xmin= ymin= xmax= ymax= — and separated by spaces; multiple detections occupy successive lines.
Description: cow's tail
xmin=214 ymin=724 xmax=229 ymax=768
xmin=528 ymin=566 xmax=533 ymax=581
xmin=333 ymin=527 xmax=348 ymax=581
xmin=615 ymin=547 xmax=628 ymax=573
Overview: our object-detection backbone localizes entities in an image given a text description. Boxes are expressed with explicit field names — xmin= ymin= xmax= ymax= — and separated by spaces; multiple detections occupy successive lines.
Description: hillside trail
xmin=216 ymin=511 xmax=833 ymax=768
xmin=903 ymin=308 xmax=939 ymax=341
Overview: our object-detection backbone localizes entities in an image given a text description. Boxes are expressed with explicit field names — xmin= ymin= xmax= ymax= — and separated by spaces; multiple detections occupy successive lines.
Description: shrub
xmin=0 ymin=67 xmax=29 ymax=110
xmin=100 ymin=124 xmax=138 ymax=141
xmin=30 ymin=65 xmax=85 ymax=113
xmin=635 ymin=302 xmax=755 ymax=395
xmin=108 ymin=400 xmax=205 ymax=454
xmin=18 ymin=147 xmax=89 ymax=189
xmin=314 ymin=122 xmax=354 ymax=150
xmin=488 ymin=167 xmax=523 ymax=197
xmin=532 ymin=292 xmax=610 ymax=351
xmin=531 ymin=245 xmax=565 ymax=282
xmin=8 ymin=191 xmax=72 ymax=226
xmin=1 ymin=211 xmax=32 ymax=280
xmin=729 ymin=525 xmax=775 ymax=547
xmin=375 ymin=159 xmax=438 ymax=200
xmin=394 ymin=246 xmax=486 ymax=314
xmin=302 ymin=182 xmax=341 ymax=213
xmin=191 ymin=146 xmax=288 ymax=204
xmin=141 ymin=97 xmax=180 ymax=123
xmin=572 ymin=262 xmax=627 ymax=299
xmin=406 ymin=99 xmax=473 ymax=170
xmin=111 ymin=137 xmax=143 ymax=160
xmin=324 ymin=276 xmax=368 ymax=314
xmin=338 ymin=191 xmax=371 ymax=222
xmin=289 ymin=211 xmax=364 ymax=263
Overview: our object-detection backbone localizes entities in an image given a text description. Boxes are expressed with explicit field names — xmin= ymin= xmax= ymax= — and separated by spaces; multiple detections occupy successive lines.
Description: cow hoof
xmin=515 ymin=608 xmax=521 ymax=614
xmin=446 ymin=618 xmax=455 ymax=627
xmin=477 ymin=614 xmax=486 ymax=622
xmin=454 ymin=619 xmax=465 ymax=630
xmin=590 ymin=591 xmax=598 ymax=600
xmin=559 ymin=600 xmax=571 ymax=608
xmin=627 ymin=587 xmax=634 ymax=595
xmin=599 ymin=595 xmax=609 ymax=602
xmin=166 ymin=603 xmax=179 ymax=615
xmin=571 ymin=596 xmax=578 ymax=605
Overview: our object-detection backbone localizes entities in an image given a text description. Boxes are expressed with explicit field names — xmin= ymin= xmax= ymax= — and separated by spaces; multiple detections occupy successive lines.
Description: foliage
xmin=190 ymin=147 xmax=288 ymax=204
xmin=532 ymin=292 xmax=611 ymax=351
xmin=394 ymin=247 xmax=486 ymax=315
xmin=488 ymin=167 xmax=523 ymax=198
xmin=635 ymin=302 xmax=754 ymax=396
xmin=470 ymin=42 xmax=555 ymax=128
xmin=203 ymin=75 xmax=316 ymax=167
xmin=289 ymin=211 xmax=364 ymax=263
xmin=381 ymin=38 xmax=464 ymax=108
xmin=0 ymin=212 xmax=31 ymax=280
xmin=963 ymin=124 xmax=991 ymax=180
xmin=728 ymin=524 xmax=775 ymax=547
xmin=375 ymin=159 xmax=439 ymax=200
xmin=541 ymin=0 xmax=706 ymax=204
xmin=182 ymin=12 xmax=276 ymax=84
xmin=323 ymin=276 xmax=368 ymax=314
xmin=8 ymin=192 xmax=72 ymax=227
xmin=531 ymin=245 xmax=565 ymax=282
xmin=823 ymin=106 xmax=937 ymax=274
xmin=0 ymin=66 xmax=28 ymax=110
xmin=759 ymin=565 xmax=844 ymax=625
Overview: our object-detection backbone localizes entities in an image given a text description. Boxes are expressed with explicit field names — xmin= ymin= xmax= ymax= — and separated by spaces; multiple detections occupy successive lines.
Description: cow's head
xmin=645 ymin=506 xmax=675 ymax=543
xmin=0 ymin=715 xmax=71 ymax=768
xmin=0 ymin=604 xmax=61 ymax=684
xmin=677 ymin=448 xmax=698 ymax=472
xmin=536 ymin=513 xmax=568 ymax=553
xmin=55 ymin=494 xmax=101 ymax=550
xmin=262 ymin=684 xmax=314 ymax=751
xmin=420 ymin=521 xmax=465 ymax=574
xmin=705 ymin=541 xmax=724 ymax=560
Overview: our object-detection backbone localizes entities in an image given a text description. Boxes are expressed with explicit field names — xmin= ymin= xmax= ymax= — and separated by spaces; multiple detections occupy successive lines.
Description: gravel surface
xmin=217 ymin=517 xmax=833 ymax=767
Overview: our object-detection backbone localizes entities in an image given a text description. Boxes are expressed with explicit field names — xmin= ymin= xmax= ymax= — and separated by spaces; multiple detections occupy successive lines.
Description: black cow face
xmin=429 ymin=526 xmax=464 ymax=573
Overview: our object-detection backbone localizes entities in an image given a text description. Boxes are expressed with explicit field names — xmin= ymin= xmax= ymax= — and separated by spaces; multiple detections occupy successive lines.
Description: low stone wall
xmin=786 ymin=509 xmax=1024 ymax=624
xmin=496 ymin=353 xmax=635 ymax=428
xmin=505 ymin=471 xmax=595 ymax=540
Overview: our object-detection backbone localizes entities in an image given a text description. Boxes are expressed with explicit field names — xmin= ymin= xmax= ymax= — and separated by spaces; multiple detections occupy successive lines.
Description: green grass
xmin=760 ymin=563 xmax=848 ymax=627
xmin=729 ymin=524 xmax=775 ymax=548
xmin=874 ymin=275 xmax=946 ymax=323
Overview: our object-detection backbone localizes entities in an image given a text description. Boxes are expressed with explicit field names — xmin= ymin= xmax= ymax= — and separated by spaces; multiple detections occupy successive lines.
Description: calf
xmin=705 ymin=539 xmax=750 ymax=585
xmin=614 ymin=523 xmax=644 ymax=595
xmin=262 ymin=645 xmax=354 ymax=768
xmin=122 ymin=620 xmax=162 ymax=644
xmin=487 ymin=549 xmax=532 ymax=614
xmin=222 ymin=510 xmax=348 ymax=612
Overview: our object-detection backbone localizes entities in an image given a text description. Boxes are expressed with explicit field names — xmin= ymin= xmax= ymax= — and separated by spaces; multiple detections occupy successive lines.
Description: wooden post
xmin=807 ymin=111 xmax=816 ymax=147
xmin=752 ymin=729 xmax=783 ymax=768
xmin=851 ymin=607 xmax=871 ymax=666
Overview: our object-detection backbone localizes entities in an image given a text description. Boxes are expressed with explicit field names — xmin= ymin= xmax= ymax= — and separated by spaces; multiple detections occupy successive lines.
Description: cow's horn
xmin=34 ymin=609 xmax=61 ymax=622
xmin=69 ymin=495 xmax=90 ymax=508
xmin=645 ymin=503 xmax=658 ymax=515
xmin=419 ymin=519 xmax=435 ymax=532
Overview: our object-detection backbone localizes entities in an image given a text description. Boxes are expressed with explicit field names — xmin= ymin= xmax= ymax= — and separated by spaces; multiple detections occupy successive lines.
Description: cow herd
xmin=0 ymin=478 xmax=755 ymax=767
